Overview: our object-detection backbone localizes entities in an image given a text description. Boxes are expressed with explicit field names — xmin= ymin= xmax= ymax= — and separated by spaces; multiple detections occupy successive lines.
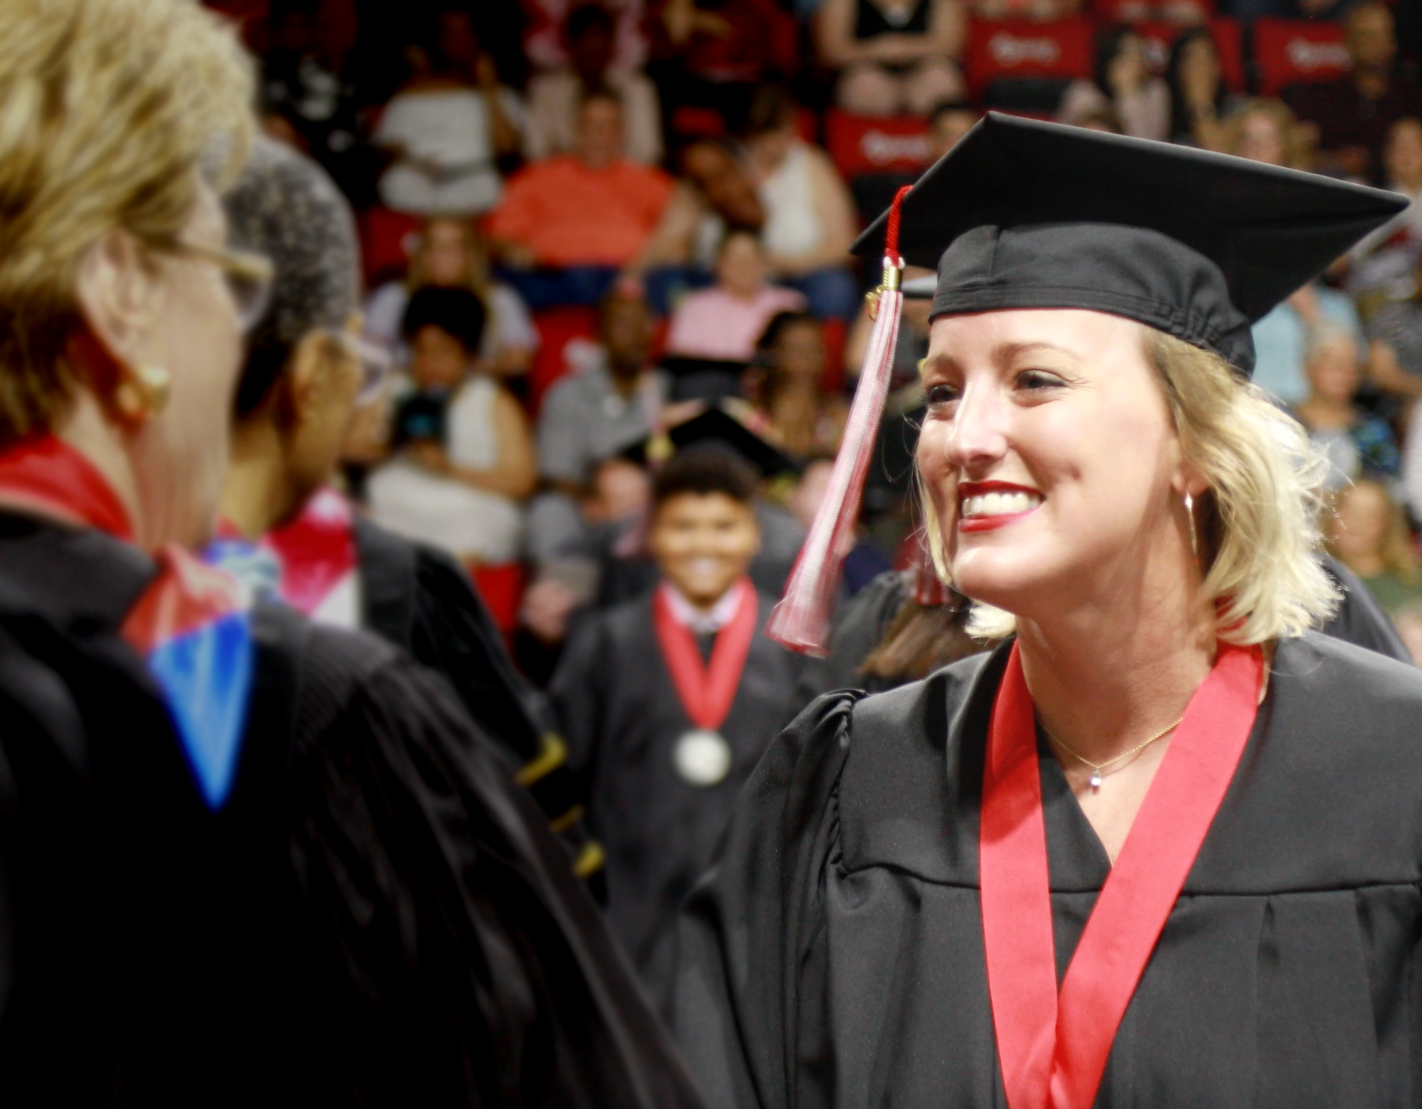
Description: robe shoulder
xmin=789 ymin=569 xmax=912 ymax=715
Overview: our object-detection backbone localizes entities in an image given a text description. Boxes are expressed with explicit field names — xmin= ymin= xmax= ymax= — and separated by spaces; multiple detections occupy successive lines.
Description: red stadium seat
xmin=529 ymin=306 xmax=599 ymax=415
xmin=357 ymin=206 xmax=421 ymax=290
xmin=1133 ymin=18 xmax=1245 ymax=92
xmin=964 ymin=17 xmax=1095 ymax=101
xmin=823 ymin=110 xmax=933 ymax=180
xmin=1253 ymin=18 xmax=1351 ymax=96
xmin=470 ymin=562 xmax=526 ymax=639
xmin=1090 ymin=0 xmax=1215 ymax=23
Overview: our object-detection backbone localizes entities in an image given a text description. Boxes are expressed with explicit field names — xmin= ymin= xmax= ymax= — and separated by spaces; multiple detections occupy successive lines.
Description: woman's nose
xmin=943 ymin=382 xmax=1011 ymax=471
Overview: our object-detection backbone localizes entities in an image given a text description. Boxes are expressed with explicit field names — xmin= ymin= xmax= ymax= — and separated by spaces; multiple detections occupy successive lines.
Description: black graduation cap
xmin=659 ymin=355 xmax=751 ymax=404
xmin=621 ymin=405 xmax=798 ymax=477
xmin=853 ymin=112 xmax=1407 ymax=376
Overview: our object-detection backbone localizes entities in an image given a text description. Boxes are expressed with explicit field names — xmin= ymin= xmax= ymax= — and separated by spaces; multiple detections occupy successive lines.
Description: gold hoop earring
xmin=114 ymin=364 xmax=171 ymax=422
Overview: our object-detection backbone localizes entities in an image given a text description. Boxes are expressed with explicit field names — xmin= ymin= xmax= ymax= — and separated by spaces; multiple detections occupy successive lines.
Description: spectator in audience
xmin=646 ymin=0 xmax=798 ymax=131
xmin=489 ymin=90 xmax=675 ymax=309
xmin=365 ymin=216 xmax=536 ymax=378
xmin=665 ymin=231 xmax=807 ymax=360
xmin=1225 ymin=97 xmax=1313 ymax=170
xmin=1291 ymin=323 xmax=1401 ymax=490
xmin=365 ymin=216 xmax=537 ymax=380
xmin=1347 ymin=117 xmax=1422 ymax=308
xmin=525 ymin=3 xmax=663 ymax=165
xmin=1326 ymin=478 xmax=1422 ymax=614
xmin=259 ymin=1 xmax=369 ymax=200
xmin=524 ymin=0 xmax=651 ymax=73
xmin=739 ymin=86 xmax=860 ymax=321
xmin=372 ymin=8 xmax=523 ymax=216
xmin=1252 ymin=281 xmax=1367 ymax=406
xmin=814 ymin=0 xmax=966 ymax=117
xmin=529 ymin=288 xmax=669 ymax=566
xmin=928 ymin=100 xmax=980 ymax=158
xmin=1058 ymin=26 xmax=1170 ymax=142
xmin=739 ymin=311 xmax=847 ymax=458
xmin=1367 ymin=245 xmax=1422 ymax=403
xmin=1284 ymin=3 xmax=1422 ymax=182
xmin=367 ymin=287 xmax=535 ymax=562
xmin=1165 ymin=28 xmax=1241 ymax=151
xmin=627 ymin=139 xmax=766 ymax=315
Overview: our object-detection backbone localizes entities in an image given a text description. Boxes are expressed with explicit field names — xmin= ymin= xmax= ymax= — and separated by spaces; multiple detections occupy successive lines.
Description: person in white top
xmin=368 ymin=287 xmax=536 ymax=563
xmin=740 ymin=86 xmax=860 ymax=320
xmin=373 ymin=11 xmax=523 ymax=215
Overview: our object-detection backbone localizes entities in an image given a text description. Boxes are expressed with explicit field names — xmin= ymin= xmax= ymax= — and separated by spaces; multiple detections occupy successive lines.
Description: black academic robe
xmin=788 ymin=556 xmax=1412 ymax=719
xmin=0 ymin=513 xmax=705 ymax=1108
xmin=353 ymin=517 xmax=587 ymax=851
xmin=678 ymin=632 xmax=1422 ymax=1108
xmin=551 ymin=589 xmax=803 ymax=1020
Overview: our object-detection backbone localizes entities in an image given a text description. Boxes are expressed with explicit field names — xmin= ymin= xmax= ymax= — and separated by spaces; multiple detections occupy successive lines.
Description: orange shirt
xmin=488 ymin=156 xmax=674 ymax=268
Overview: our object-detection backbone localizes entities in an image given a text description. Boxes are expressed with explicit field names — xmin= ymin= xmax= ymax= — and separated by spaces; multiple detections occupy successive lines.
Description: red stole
xmin=652 ymin=579 xmax=757 ymax=730
xmin=980 ymin=640 xmax=1263 ymax=1109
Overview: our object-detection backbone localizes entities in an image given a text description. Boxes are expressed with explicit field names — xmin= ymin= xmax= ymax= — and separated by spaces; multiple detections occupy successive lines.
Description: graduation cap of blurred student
xmin=547 ymin=405 xmax=807 ymax=1021
xmin=766 ymin=110 xmax=1408 ymax=655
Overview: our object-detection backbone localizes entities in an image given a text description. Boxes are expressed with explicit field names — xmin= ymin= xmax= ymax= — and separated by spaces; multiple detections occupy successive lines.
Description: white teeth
xmin=961 ymin=491 xmax=1041 ymax=517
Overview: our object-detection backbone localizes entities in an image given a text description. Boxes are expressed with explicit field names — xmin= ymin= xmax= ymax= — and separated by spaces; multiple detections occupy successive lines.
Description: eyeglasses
xmin=163 ymin=240 xmax=275 ymax=334
xmin=327 ymin=330 xmax=393 ymax=406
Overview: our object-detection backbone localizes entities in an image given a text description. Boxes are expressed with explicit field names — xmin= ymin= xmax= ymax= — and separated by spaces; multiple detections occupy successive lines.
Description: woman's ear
xmin=72 ymin=228 xmax=161 ymax=378
xmin=284 ymin=329 xmax=337 ymax=428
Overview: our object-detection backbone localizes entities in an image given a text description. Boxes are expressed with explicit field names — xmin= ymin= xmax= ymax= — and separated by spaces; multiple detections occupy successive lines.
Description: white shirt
xmin=661 ymin=578 xmax=750 ymax=635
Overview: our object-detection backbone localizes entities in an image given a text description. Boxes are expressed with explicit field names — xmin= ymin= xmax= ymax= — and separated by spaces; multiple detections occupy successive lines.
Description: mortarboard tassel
xmin=767 ymin=186 xmax=911 ymax=656
xmin=910 ymin=528 xmax=952 ymax=608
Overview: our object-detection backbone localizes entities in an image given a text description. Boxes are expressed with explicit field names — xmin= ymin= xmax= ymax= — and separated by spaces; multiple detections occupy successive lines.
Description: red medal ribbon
xmin=652 ymin=578 xmax=757 ymax=731
xmin=980 ymin=640 xmax=1263 ymax=1109
xmin=0 ymin=435 xmax=134 ymax=541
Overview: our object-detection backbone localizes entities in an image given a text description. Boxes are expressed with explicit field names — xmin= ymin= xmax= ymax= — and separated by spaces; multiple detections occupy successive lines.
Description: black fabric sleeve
xmin=788 ymin=571 xmax=908 ymax=718
xmin=674 ymin=691 xmax=861 ymax=1109
xmin=287 ymin=627 xmax=705 ymax=1108
xmin=547 ymin=612 xmax=612 ymax=796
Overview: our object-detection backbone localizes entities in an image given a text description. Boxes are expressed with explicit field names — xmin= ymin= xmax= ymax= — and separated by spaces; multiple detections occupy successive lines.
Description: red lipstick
xmin=956 ymin=481 xmax=1042 ymax=533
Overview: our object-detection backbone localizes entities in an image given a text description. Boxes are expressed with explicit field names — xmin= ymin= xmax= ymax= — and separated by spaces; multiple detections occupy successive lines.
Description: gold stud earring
xmin=114 ymin=364 xmax=171 ymax=422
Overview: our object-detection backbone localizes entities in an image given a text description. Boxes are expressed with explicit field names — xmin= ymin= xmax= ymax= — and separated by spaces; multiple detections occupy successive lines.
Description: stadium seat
xmin=470 ymin=562 xmax=526 ymax=640
xmin=1253 ymin=18 xmax=1350 ymax=96
xmin=529 ymin=306 xmax=599 ymax=415
xmin=823 ymin=110 xmax=933 ymax=181
xmin=1089 ymin=0 xmax=1215 ymax=24
xmin=1133 ymin=18 xmax=1245 ymax=92
xmin=964 ymin=17 xmax=1095 ymax=102
xmin=357 ymin=206 xmax=421 ymax=290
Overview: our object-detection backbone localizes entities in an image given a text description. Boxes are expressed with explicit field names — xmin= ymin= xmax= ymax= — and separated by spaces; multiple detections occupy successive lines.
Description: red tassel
xmin=910 ymin=528 xmax=952 ymax=607
xmin=768 ymin=186 xmax=913 ymax=656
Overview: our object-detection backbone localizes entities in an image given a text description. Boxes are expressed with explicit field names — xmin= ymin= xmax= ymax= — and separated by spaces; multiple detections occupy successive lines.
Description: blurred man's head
xmin=1385 ymin=118 xmax=1422 ymax=189
xmin=1347 ymin=2 xmax=1396 ymax=74
xmin=567 ymin=4 xmax=616 ymax=85
xmin=575 ymin=90 xmax=625 ymax=169
xmin=599 ymin=287 xmax=652 ymax=380
xmin=927 ymin=102 xmax=978 ymax=161
xmin=649 ymin=447 xmax=762 ymax=608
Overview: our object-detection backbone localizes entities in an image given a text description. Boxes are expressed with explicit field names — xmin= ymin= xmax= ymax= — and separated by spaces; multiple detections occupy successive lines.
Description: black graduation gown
xmin=677 ymin=632 xmax=1422 ymax=1108
xmin=551 ymin=589 xmax=803 ymax=1020
xmin=353 ymin=517 xmax=588 ymax=859
xmin=0 ymin=513 xmax=705 ymax=1108
xmin=788 ymin=557 xmax=1412 ymax=720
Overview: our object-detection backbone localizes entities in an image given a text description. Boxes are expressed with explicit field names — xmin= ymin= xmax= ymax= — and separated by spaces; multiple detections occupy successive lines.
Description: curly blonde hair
xmin=0 ymin=0 xmax=253 ymax=446
xmin=922 ymin=325 xmax=1338 ymax=645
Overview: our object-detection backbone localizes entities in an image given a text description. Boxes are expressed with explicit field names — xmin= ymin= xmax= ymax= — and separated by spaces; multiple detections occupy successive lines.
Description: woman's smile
xmin=958 ymin=481 xmax=1044 ymax=532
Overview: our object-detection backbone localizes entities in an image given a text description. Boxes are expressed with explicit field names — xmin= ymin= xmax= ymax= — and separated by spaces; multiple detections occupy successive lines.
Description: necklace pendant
xmin=1089 ymin=769 xmax=1103 ymax=791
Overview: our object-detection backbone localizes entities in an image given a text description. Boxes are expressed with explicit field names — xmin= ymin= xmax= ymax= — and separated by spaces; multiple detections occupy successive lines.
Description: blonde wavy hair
xmin=0 ymin=0 xmax=253 ymax=446
xmin=922 ymin=325 xmax=1338 ymax=645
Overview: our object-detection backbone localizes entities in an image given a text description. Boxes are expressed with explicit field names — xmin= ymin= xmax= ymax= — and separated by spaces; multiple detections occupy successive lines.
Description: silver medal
xmin=673 ymin=729 xmax=733 ymax=787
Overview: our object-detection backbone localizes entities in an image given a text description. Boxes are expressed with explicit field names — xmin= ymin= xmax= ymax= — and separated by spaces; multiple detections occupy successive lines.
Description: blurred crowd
xmin=207 ymin=0 xmax=1422 ymax=671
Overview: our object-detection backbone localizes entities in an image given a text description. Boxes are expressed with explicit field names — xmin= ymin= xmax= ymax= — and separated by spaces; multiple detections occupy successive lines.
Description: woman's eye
xmin=924 ymin=383 xmax=960 ymax=406
xmin=1017 ymin=370 xmax=1065 ymax=391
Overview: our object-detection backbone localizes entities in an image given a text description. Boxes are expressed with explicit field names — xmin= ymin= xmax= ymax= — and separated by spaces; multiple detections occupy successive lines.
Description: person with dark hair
xmin=550 ymin=432 xmax=802 ymax=1020
xmin=215 ymin=137 xmax=601 ymax=869
xmin=1057 ymin=25 xmax=1169 ymax=141
xmin=741 ymin=310 xmax=847 ymax=458
xmin=1164 ymin=28 xmax=1236 ymax=150
xmin=366 ymin=283 xmax=535 ymax=562
xmin=526 ymin=2 xmax=663 ymax=165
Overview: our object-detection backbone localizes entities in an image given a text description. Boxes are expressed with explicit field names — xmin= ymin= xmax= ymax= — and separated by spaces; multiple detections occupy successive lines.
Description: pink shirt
xmin=664 ymin=285 xmax=807 ymax=361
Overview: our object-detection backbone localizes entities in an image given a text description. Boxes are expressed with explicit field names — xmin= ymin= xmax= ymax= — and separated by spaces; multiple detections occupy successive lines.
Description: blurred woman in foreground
xmin=0 ymin=2 xmax=703 ymax=1105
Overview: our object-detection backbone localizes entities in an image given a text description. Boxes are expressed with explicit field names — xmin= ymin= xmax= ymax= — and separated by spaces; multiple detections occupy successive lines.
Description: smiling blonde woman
xmin=677 ymin=114 xmax=1422 ymax=1109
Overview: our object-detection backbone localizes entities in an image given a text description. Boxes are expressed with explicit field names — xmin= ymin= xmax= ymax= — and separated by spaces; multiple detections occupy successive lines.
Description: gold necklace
xmin=1043 ymin=716 xmax=1185 ymax=792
